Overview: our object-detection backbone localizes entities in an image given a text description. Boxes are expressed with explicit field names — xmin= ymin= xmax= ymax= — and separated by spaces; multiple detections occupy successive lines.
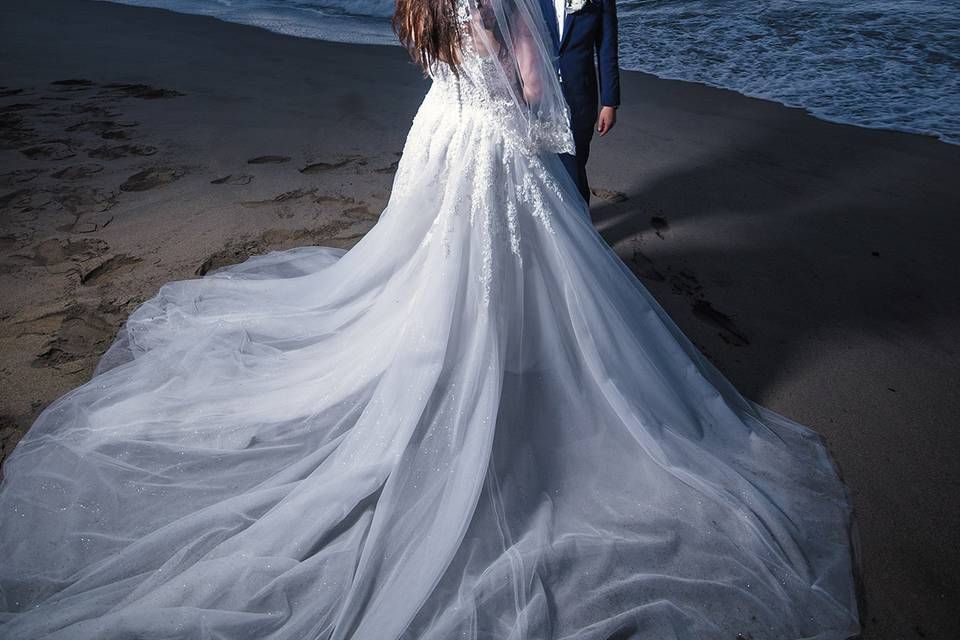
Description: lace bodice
xmin=426 ymin=0 xmax=523 ymax=122
xmin=424 ymin=0 xmax=575 ymax=155
xmin=384 ymin=0 xmax=578 ymax=304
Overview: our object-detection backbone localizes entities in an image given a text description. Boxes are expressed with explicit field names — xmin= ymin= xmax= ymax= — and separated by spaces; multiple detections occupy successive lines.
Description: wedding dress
xmin=0 ymin=0 xmax=859 ymax=638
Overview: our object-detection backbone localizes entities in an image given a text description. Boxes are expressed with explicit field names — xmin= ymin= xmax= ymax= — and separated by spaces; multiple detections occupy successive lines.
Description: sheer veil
xmin=454 ymin=0 xmax=575 ymax=154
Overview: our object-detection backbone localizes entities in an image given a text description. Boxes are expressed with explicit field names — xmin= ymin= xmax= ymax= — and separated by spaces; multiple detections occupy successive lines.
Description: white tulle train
xmin=0 ymin=77 xmax=859 ymax=639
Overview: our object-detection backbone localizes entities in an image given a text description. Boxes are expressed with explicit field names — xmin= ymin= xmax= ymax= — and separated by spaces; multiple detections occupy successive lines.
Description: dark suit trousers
xmin=559 ymin=125 xmax=595 ymax=204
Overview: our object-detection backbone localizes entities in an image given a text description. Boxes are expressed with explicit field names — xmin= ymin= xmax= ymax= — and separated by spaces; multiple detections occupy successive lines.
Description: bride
xmin=0 ymin=0 xmax=860 ymax=638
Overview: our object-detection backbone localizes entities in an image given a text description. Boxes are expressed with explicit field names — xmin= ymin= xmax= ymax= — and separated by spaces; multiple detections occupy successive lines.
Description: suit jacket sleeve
xmin=596 ymin=0 xmax=621 ymax=108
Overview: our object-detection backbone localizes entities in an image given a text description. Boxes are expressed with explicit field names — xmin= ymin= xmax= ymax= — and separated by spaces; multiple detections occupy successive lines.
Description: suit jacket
xmin=539 ymin=0 xmax=620 ymax=133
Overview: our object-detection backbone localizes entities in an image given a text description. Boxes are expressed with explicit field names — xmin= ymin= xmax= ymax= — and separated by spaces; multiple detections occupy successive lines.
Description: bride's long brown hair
xmin=392 ymin=0 xmax=463 ymax=73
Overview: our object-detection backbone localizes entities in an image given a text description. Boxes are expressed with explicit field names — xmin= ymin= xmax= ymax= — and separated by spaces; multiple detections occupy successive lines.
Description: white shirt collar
xmin=554 ymin=0 xmax=566 ymax=39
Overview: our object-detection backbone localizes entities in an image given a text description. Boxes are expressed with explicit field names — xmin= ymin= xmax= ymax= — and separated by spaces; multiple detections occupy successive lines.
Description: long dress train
xmin=0 ymin=2 xmax=859 ymax=638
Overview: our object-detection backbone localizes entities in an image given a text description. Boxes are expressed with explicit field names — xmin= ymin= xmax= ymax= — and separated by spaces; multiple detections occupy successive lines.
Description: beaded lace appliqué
xmin=393 ymin=0 xmax=571 ymax=305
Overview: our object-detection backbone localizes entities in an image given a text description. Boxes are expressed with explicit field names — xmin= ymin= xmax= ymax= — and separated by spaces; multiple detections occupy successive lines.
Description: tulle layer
xmin=0 ymin=86 xmax=858 ymax=639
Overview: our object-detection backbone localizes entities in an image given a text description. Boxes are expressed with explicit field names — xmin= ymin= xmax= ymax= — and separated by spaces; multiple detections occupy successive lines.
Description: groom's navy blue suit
xmin=539 ymin=0 xmax=620 ymax=203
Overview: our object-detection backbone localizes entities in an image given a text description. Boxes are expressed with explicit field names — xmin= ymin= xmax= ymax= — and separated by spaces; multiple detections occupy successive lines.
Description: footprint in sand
xmin=16 ymin=237 xmax=108 ymax=266
xmin=38 ymin=186 xmax=117 ymax=233
xmin=66 ymin=120 xmax=138 ymax=140
xmin=80 ymin=254 xmax=143 ymax=285
xmin=21 ymin=142 xmax=76 ymax=160
xmin=52 ymin=164 xmax=104 ymax=180
xmin=60 ymin=216 xmax=114 ymax=235
xmin=88 ymin=144 xmax=157 ymax=160
xmin=374 ymin=159 xmax=400 ymax=175
xmin=0 ymin=103 xmax=37 ymax=114
xmin=0 ymin=114 xmax=39 ymax=150
xmin=591 ymin=187 xmax=628 ymax=203
xmin=240 ymin=188 xmax=317 ymax=208
xmin=0 ymin=233 xmax=29 ymax=253
xmin=670 ymin=269 xmax=702 ymax=298
xmin=211 ymin=174 xmax=253 ymax=185
xmin=691 ymin=299 xmax=749 ymax=347
xmin=315 ymin=194 xmax=357 ymax=206
xmin=628 ymin=252 xmax=748 ymax=348
xmin=51 ymin=80 xmax=95 ymax=94
xmin=343 ymin=205 xmax=378 ymax=221
xmin=67 ymin=120 xmax=138 ymax=132
xmin=0 ymin=189 xmax=33 ymax=210
xmin=300 ymin=158 xmax=355 ymax=174
xmin=0 ymin=414 xmax=25 ymax=461
xmin=247 ymin=155 xmax=291 ymax=165
xmin=70 ymin=102 xmax=120 ymax=119
xmin=650 ymin=215 xmax=670 ymax=238
xmin=30 ymin=303 xmax=119 ymax=369
xmin=0 ymin=169 xmax=43 ymax=187
xmin=630 ymin=250 xmax=665 ymax=282
xmin=0 ymin=234 xmax=21 ymax=253
xmin=0 ymin=188 xmax=55 ymax=218
xmin=196 ymin=225 xmax=352 ymax=276
xmin=196 ymin=251 xmax=241 ymax=276
xmin=52 ymin=186 xmax=118 ymax=214
xmin=101 ymin=83 xmax=184 ymax=100
xmin=51 ymin=79 xmax=95 ymax=88
xmin=195 ymin=240 xmax=277 ymax=276
xmin=120 ymin=168 xmax=185 ymax=192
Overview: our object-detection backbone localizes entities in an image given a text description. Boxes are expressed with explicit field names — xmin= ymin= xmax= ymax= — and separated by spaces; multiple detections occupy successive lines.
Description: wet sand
xmin=1 ymin=0 xmax=959 ymax=638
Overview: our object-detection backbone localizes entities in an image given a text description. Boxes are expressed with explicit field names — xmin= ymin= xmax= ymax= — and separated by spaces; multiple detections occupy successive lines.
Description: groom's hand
xmin=597 ymin=106 xmax=617 ymax=136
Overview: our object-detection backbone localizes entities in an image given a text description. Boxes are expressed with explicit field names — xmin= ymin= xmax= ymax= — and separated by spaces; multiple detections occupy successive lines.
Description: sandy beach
xmin=1 ymin=0 xmax=959 ymax=637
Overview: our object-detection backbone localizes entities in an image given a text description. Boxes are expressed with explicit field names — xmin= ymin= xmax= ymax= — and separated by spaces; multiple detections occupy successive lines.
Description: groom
xmin=539 ymin=0 xmax=620 ymax=204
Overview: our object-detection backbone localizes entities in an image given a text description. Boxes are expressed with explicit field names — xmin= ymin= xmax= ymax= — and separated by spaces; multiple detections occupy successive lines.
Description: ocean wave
xmin=617 ymin=0 xmax=960 ymax=144
xmin=289 ymin=0 xmax=393 ymax=19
